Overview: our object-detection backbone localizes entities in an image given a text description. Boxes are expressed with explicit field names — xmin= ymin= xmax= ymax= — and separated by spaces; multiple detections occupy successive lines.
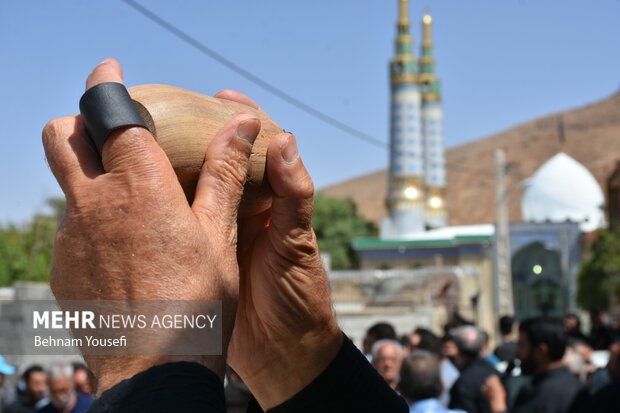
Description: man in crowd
xmin=407 ymin=328 xmax=458 ymax=407
xmin=70 ymin=365 xmax=93 ymax=397
xmin=480 ymin=330 xmax=501 ymax=368
xmin=399 ymin=350 xmax=465 ymax=413
xmin=363 ymin=322 xmax=398 ymax=359
xmin=564 ymin=339 xmax=595 ymax=383
xmin=512 ymin=317 xmax=583 ymax=413
xmin=38 ymin=364 xmax=91 ymax=413
xmin=0 ymin=356 xmax=16 ymax=412
xmin=372 ymin=339 xmax=404 ymax=390
xmin=584 ymin=338 xmax=620 ymax=412
xmin=493 ymin=315 xmax=517 ymax=363
xmin=6 ymin=365 xmax=47 ymax=413
xmin=564 ymin=313 xmax=588 ymax=342
xmin=448 ymin=325 xmax=498 ymax=413
xmin=408 ymin=328 xmax=438 ymax=352
xmin=441 ymin=335 xmax=459 ymax=366
xmin=589 ymin=310 xmax=613 ymax=350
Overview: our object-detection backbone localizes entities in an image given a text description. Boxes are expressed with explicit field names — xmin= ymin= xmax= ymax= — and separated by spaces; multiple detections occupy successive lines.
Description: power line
xmin=122 ymin=0 xmax=388 ymax=149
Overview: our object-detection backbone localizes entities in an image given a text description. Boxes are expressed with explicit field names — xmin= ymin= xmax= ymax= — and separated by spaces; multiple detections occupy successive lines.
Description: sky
xmin=0 ymin=0 xmax=619 ymax=223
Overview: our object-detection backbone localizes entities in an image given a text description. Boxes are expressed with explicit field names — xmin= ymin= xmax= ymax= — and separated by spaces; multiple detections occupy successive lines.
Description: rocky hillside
xmin=322 ymin=92 xmax=620 ymax=226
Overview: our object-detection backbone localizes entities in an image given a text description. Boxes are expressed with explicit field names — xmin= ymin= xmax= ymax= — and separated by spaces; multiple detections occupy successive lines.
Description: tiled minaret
xmin=381 ymin=0 xmax=425 ymax=239
xmin=419 ymin=13 xmax=447 ymax=228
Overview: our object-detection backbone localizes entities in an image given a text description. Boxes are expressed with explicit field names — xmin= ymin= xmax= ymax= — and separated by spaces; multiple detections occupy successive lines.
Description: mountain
xmin=321 ymin=92 xmax=620 ymax=226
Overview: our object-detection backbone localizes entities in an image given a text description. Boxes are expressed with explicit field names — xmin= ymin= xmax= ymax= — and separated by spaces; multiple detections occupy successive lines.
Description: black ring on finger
xmin=79 ymin=82 xmax=148 ymax=155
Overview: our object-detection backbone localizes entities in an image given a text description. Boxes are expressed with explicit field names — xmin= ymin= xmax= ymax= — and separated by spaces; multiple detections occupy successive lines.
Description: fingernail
xmin=98 ymin=58 xmax=112 ymax=66
xmin=282 ymin=134 xmax=299 ymax=164
xmin=236 ymin=118 xmax=260 ymax=144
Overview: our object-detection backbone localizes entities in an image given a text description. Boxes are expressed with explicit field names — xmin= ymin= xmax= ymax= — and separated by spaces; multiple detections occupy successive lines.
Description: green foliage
xmin=0 ymin=197 xmax=65 ymax=286
xmin=0 ymin=193 xmax=373 ymax=284
xmin=312 ymin=193 xmax=376 ymax=269
xmin=577 ymin=228 xmax=620 ymax=310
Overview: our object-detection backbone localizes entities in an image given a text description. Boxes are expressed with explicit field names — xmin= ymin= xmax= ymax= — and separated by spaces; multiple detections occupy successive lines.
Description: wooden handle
xmin=127 ymin=84 xmax=281 ymax=217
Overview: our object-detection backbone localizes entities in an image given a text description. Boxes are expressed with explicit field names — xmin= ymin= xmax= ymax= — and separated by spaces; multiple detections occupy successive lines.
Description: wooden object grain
xmin=127 ymin=84 xmax=281 ymax=217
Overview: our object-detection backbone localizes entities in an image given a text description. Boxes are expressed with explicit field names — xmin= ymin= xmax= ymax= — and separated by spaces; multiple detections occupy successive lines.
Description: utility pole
xmin=493 ymin=149 xmax=514 ymax=329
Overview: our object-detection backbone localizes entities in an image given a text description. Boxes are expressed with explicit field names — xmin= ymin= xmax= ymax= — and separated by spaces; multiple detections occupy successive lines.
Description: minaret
xmin=381 ymin=0 xmax=425 ymax=239
xmin=419 ymin=13 xmax=447 ymax=228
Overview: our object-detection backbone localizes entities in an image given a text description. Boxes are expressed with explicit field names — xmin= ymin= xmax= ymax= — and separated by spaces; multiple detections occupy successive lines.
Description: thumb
xmin=266 ymin=133 xmax=315 ymax=237
xmin=84 ymin=58 xmax=171 ymax=178
xmin=192 ymin=115 xmax=261 ymax=230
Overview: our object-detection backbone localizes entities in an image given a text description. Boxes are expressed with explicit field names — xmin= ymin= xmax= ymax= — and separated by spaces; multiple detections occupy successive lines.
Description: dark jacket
xmin=449 ymin=358 xmax=498 ymax=413
xmin=493 ymin=341 xmax=518 ymax=362
xmin=86 ymin=335 xmax=408 ymax=413
xmin=512 ymin=366 xmax=584 ymax=413
xmin=589 ymin=380 xmax=620 ymax=413
xmin=6 ymin=395 xmax=38 ymax=413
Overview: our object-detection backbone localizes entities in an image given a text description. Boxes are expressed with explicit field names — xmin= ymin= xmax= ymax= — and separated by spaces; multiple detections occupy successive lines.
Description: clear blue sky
xmin=1 ymin=0 xmax=619 ymax=223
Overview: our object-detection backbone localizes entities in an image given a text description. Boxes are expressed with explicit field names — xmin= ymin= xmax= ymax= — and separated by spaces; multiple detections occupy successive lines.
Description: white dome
xmin=521 ymin=152 xmax=605 ymax=232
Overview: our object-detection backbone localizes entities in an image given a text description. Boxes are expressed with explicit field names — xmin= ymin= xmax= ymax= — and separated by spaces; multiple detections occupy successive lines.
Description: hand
xmin=215 ymin=90 xmax=344 ymax=410
xmin=43 ymin=59 xmax=261 ymax=394
xmin=482 ymin=374 xmax=507 ymax=413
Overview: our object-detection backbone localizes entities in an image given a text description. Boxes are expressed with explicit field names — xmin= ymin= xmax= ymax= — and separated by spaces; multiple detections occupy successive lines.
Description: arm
xmin=43 ymin=59 xmax=261 ymax=410
xmin=87 ymin=363 xmax=224 ymax=413
xmin=246 ymin=335 xmax=408 ymax=413
xmin=216 ymin=90 xmax=407 ymax=413
xmin=483 ymin=374 xmax=508 ymax=413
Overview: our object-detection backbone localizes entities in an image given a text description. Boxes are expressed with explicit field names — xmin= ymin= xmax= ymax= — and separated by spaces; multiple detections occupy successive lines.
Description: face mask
xmin=51 ymin=392 xmax=72 ymax=410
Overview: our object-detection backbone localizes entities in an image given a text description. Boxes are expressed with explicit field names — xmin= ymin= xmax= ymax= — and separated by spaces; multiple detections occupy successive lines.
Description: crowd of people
xmin=0 ymin=361 xmax=94 ymax=413
xmin=3 ymin=311 xmax=618 ymax=412
xmin=358 ymin=312 xmax=620 ymax=412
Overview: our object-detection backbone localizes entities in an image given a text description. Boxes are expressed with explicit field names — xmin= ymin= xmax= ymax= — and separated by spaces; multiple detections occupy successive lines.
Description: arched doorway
xmin=511 ymin=242 xmax=563 ymax=319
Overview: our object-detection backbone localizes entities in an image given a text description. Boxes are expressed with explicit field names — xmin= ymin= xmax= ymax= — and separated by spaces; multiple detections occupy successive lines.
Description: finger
xmin=42 ymin=115 xmax=104 ymax=200
xmin=84 ymin=58 xmax=172 ymax=177
xmin=192 ymin=115 xmax=261 ymax=228
xmin=85 ymin=58 xmax=123 ymax=89
xmin=266 ymin=133 xmax=315 ymax=234
xmin=214 ymin=89 xmax=262 ymax=111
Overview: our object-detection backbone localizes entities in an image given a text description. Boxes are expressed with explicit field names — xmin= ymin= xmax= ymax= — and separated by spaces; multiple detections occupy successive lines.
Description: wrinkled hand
xmin=43 ymin=59 xmax=261 ymax=394
xmin=215 ymin=91 xmax=343 ymax=409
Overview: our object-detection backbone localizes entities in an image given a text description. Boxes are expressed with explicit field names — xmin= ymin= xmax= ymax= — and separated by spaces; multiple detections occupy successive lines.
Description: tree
xmin=577 ymin=228 xmax=620 ymax=310
xmin=0 ymin=197 xmax=65 ymax=286
xmin=312 ymin=193 xmax=377 ymax=270
xmin=0 ymin=193 xmax=375 ymax=284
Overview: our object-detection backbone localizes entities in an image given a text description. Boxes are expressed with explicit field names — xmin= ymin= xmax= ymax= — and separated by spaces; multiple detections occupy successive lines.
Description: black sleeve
xmin=247 ymin=334 xmax=409 ymax=413
xmin=86 ymin=361 xmax=225 ymax=413
xmin=449 ymin=378 xmax=479 ymax=413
